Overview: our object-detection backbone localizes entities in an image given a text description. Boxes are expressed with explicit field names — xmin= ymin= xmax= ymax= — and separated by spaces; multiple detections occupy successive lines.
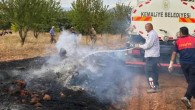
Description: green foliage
xmin=0 ymin=0 xmax=133 ymax=45
xmin=30 ymin=0 xmax=63 ymax=38
xmin=108 ymin=3 xmax=132 ymax=35
xmin=65 ymin=0 xmax=132 ymax=35
xmin=0 ymin=21 xmax=11 ymax=30
xmin=11 ymin=23 xmax=18 ymax=32
xmin=0 ymin=9 xmax=11 ymax=30
xmin=38 ymin=0 xmax=63 ymax=30
xmin=67 ymin=0 xmax=109 ymax=34
xmin=0 ymin=0 xmax=63 ymax=44
xmin=57 ymin=11 xmax=72 ymax=30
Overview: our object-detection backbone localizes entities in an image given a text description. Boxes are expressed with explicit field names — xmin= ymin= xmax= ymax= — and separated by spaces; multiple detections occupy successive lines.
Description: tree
xmin=108 ymin=3 xmax=132 ymax=36
xmin=90 ymin=1 xmax=110 ymax=34
xmin=68 ymin=0 xmax=109 ymax=34
xmin=57 ymin=11 xmax=72 ymax=30
xmin=0 ymin=0 xmax=62 ymax=45
xmin=31 ymin=0 xmax=62 ymax=38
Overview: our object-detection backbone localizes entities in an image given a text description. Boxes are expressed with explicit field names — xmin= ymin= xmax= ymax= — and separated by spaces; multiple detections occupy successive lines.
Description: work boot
xmin=147 ymin=85 xmax=160 ymax=93
xmin=154 ymin=85 xmax=160 ymax=92
xmin=181 ymin=97 xmax=192 ymax=109
xmin=147 ymin=88 xmax=156 ymax=93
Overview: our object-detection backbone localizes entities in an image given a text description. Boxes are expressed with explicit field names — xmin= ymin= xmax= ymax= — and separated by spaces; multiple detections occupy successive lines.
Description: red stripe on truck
xmin=191 ymin=6 xmax=195 ymax=10
xmin=132 ymin=16 xmax=152 ymax=21
xmin=133 ymin=17 xmax=142 ymax=21
xmin=179 ymin=18 xmax=187 ymax=22
xmin=183 ymin=2 xmax=187 ymax=5
xmin=125 ymin=61 xmax=181 ymax=67
xmin=191 ymin=18 xmax=195 ymax=22
xmin=145 ymin=16 xmax=152 ymax=21
xmin=145 ymin=1 xmax=150 ymax=4
xmin=179 ymin=18 xmax=195 ymax=23
xmin=132 ymin=49 xmax=141 ymax=55
xmin=139 ymin=4 xmax=143 ymax=8
xmin=133 ymin=9 xmax=137 ymax=13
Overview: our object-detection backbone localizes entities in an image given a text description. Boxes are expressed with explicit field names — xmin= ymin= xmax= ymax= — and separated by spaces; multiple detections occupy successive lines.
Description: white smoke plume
xmin=23 ymin=30 xmax=135 ymax=104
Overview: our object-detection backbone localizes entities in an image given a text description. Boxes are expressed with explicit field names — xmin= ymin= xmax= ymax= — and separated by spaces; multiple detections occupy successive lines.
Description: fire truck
xmin=125 ymin=0 xmax=195 ymax=73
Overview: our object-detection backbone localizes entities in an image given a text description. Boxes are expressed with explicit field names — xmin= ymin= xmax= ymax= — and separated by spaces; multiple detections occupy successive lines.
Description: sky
xmin=60 ymin=0 xmax=139 ymax=9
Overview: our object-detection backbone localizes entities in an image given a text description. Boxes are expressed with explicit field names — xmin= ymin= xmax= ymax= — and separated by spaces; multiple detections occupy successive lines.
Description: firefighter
xmin=168 ymin=27 xmax=195 ymax=109
xmin=135 ymin=23 xmax=160 ymax=93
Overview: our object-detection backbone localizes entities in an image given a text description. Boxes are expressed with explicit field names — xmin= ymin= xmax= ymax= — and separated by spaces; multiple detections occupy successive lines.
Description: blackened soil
xmin=0 ymin=57 xmax=111 ymax=110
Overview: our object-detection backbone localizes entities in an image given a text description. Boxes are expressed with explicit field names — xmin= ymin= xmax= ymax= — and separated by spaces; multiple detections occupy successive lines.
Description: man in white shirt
xmin=136 ymin=23 xmax=160 ymax=93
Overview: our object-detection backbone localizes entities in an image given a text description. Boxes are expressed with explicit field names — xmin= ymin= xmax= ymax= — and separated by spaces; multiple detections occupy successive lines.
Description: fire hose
xmin=81 ymin=47 xmax=136 ymax=61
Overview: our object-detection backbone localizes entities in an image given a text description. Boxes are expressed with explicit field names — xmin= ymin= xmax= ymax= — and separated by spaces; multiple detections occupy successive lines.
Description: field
xmin=0 ymin=32 xmax=56 ymax=62
xmin=0 ymin=32 xmax=195 ymax=110
xmin=0 ymin=32 xmax=126 ymax=62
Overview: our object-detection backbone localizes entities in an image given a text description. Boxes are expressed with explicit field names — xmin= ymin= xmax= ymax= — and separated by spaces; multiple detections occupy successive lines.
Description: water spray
xmin=81 ymin=48 xmax=135 ymax=61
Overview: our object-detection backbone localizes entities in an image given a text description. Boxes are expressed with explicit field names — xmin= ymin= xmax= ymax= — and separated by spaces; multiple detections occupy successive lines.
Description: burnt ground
xmin=0 ymin=57 xmax=195 ymax=110
xmin=128 ymin=71 xmax=195 ymax=110
xmin=0 ymin=57 xmax=112 ymax=110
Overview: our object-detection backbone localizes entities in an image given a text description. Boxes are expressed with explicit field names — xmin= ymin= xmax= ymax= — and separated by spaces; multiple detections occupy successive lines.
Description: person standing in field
xmin=70 ymin=27 xmax=78 ymax=53
xmin=89 ymin=27 xmax=97 ymax=49
xmin=168 ymin=27 xmax=195 ymax=109
xmin=49 ymin=26 xmax=56 ymax=43
xmin=135 ymin=23 xmax=160 ymax=93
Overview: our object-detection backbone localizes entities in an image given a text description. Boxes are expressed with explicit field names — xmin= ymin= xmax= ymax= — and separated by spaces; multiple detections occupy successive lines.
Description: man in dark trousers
xmin=169 ymin=27 xmax=195 ymax=109
xmin=136 ymin=23 xmax=160 ymax=93
xmin=49 ymin=26 xmax=56 ymax=43
xmin=89 ymin=27 xmax=97 ymax=49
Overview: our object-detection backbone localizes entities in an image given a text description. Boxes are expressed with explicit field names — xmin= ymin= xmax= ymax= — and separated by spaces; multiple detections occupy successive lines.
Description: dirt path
xmin=128 ymin=73 xmax=195 ymax=110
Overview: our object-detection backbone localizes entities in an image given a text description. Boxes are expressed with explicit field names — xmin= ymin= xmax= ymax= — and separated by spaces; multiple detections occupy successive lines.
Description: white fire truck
xmin=125 ymin=0 xmax=195 ymax=72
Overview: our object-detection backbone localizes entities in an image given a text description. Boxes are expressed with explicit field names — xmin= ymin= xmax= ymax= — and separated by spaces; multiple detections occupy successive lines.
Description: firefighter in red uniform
xmin=169 ymin=27 xmax=195 ymax=109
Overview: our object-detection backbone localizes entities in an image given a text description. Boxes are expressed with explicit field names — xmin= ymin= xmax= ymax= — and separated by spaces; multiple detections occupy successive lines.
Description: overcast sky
xmin=60 ymin=0 xmax=139 ymax=9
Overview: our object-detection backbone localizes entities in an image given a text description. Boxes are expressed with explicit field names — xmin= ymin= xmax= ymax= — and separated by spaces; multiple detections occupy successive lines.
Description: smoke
xmin=70 ymin=52 xmax=134 ymax=104
xmin=23 ymin=30 xmax=92 ymax=87
xmin=21 ymin=30 xmax=135 ymax=104
xmin=55 ymin=30 xmax=80 ymax=55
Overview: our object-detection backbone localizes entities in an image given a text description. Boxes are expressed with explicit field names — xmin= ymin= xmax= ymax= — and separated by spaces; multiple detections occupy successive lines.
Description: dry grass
xmin=0 ymin=32 xmax=127 ymax=62
xmin=81 ymin=34 xmax=127 ymax=49
xmin=0 ymin=32 xmax=57 ymax=62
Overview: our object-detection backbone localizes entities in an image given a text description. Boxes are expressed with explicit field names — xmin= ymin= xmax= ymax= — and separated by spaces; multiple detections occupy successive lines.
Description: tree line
xmin=0 ymin=0 xmax=132 ymax=45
